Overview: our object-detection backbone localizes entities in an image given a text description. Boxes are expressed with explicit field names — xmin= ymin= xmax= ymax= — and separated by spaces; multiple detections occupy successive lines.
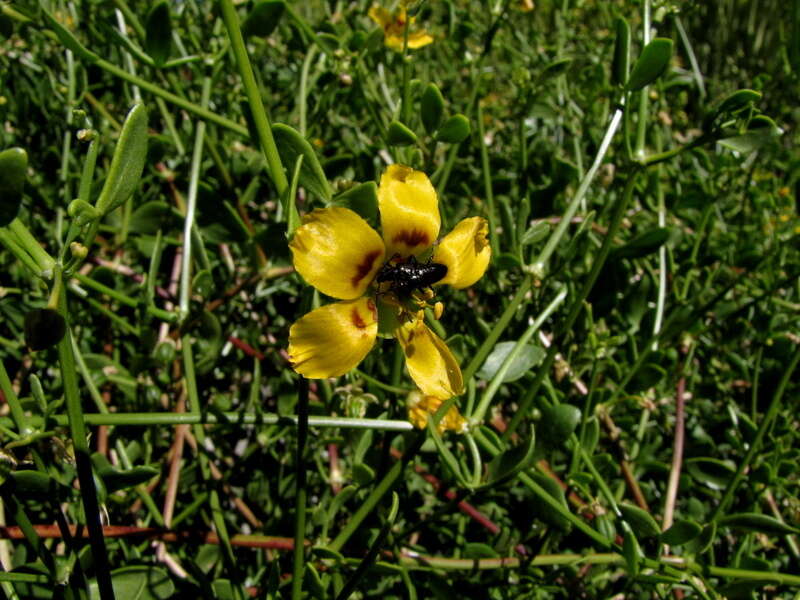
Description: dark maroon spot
xmin=351 ymin=250 xmax=382 ymax=288
xmin=392 ymin=229 xmax=429 ymax=248
xmin=351 ymin=308 xmax=367 ymax=329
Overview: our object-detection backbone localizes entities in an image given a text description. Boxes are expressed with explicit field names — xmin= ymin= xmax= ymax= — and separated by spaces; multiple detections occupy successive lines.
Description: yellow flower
xmin=368 ymin=6 xmax=434 ymax=51
xmin=288 ymin=165 xmax=491 ymax=399
xmin=407 ymin=391 xmax=467 ymax=434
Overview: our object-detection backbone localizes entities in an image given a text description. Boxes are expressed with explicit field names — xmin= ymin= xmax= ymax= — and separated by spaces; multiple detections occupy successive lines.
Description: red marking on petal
xmin=393 ymin=229 xmax=429 ymax=248
xmin=351 ymin=307 xmax=367 ymax=329
xmin=351 ymin=250 xmax=382 ymax=289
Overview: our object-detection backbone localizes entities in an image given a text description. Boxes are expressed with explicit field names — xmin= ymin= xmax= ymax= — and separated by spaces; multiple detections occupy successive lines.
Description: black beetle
xmin=376 ymin=255 xmax=447 ymax=296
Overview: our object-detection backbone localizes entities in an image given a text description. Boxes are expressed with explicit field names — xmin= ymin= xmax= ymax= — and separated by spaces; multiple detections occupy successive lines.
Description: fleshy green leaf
xmin=612 ymin=17 xmax=631 ymax=86
xmin=621 ymin=522 xmax=643 ymax=576
xmin=0 ymin=147 xmax=27 ymax=226
xmin=661 ymin=519 xmax=702 ymax=545
xmin=626 ymin=38 xmax=673 ymax=91
xmin=420 ymin=83 xmax=445 ymax=134
xmin=718 ymin=513 xmax=800 ymax=536
xmin=272 ymin=123 xmax=332 ymax=202
xmin=612 ymin=227 xmax=671 ymax=259
xmin=539 ymin=404 xmax=581 ymax=447
xmin=538 ymin=58 xmax=572 ymax=82
xmin=387 ymin=120 xmax=418 ymax=146
xmin=620 ymin=502 xmax=662 ymax=539
xmin=718 ymin=115 xmax=782 ymax=154
xmin=144 ymin=1 xmax=172 ymax=67
xmin=520 ymin=221 xmax=550 ymax=246
xmin=435 ymin=114 xmax=471 ymax=143
xmin=330 ymin=182 xmax=378 ymax=222
xmin=528 ymin=472 xmax=571 ymax=532
xmin=242 ymin=0 xmax=286 ymax=37
xmin=95 ymin=103 xmax=149 ymax=215
xmin=476 ymin=340 xmax=545 ymax=383
xmin=89 ymin=566 xmax=175 ymax=600
xmin=714 ymin=89 xmax=762 ymax=118
xmin=485 ymin=428 xmax=536 ymax=486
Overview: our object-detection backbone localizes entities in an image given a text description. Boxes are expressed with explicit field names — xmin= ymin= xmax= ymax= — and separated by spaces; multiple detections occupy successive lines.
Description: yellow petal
xmin=368 ymin=5 xmax=392 ymax=28
xmin=433 ymin=217 xmax=491 ymax=289
xmin=407 ymin=392 xmax=467 ymax=433
xmin=288 ymin=298 xmax=378 ymax=378
xmin=378 ymin=165 xmax=440 ymax=258
xmin=290 ymin=207 xmax=385 ymax=300
xmin=405 ymin=31 xmax=434 ymax=49
xmin=395 ymin=319 xmax=463 ymax=398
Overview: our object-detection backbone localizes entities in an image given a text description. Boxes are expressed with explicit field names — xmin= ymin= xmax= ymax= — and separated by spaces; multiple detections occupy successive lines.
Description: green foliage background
xmin=0 ymin=0 xmax=799 ymax=598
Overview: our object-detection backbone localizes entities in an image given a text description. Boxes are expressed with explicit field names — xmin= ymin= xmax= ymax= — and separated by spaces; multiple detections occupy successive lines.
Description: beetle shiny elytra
xmin=376 ymin=255 xmax=448 ymax=296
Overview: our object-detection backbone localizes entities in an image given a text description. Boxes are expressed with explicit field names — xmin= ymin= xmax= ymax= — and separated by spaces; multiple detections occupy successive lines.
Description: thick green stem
xmin=55 ymin=270 xmax=115 ymax=600
xmin=219 ymin=0 xmax=288 ymax=196
xmin=291 ymin=380 xmax=310 ymax=599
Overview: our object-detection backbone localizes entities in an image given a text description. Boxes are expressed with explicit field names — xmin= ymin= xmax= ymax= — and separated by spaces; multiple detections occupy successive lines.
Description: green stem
xmin=291 ymin=380 xmax=309 ymax=600
xmin=298 ymin=46 xmax=318 ymax=136
xmin=71 ymin=272 xmax=177 ymax=322
xmin=8 ymin=219 xmax=55 ymax=272
xmin=0 ymin=358 xmax=30 ymax=435
xmin=219 ymin=0 xmax=288 ymax=196
xmin=179 ymin=76 xmax=212 ymax=317
xmin=0 ymin=413 xmax=416 ymax=430
xmin=55 ymin=269 xmax=115 ymax=600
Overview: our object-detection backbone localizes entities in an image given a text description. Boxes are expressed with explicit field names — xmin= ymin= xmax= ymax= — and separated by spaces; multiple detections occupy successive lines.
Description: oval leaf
xmin=661 ymin=519 xmax=702 ymax=545
xmin=435 ymin=114 xmax=471 ymax=143
xmin=717 ymin=513 xmax=800 ymax=536
xmin=485 ymin=428 xmax=535 ymax=486
xmin=242 ymin=0 xmax=286 ymax=37
xmin=476 ymin=341 xmax=545 ymax=383
xmin=0 ymin=147 xmax=27 ymax=226
xmin=620 ymin=502 xmax=661 ymax=539
xmin=144 ymin=0 xmax=172 ymax=66
xmin=539 ymin=404 xmax=581 ymax=447
xmin=273 ymin=123 xmax=331 ymax=202
xmin=528 ymin=472 xmax=571 ymax=532
xmin=626 ymin=38 xmax=674 ymax=91
xmin=331 ymin=181 xmax=378 ymax=222
xmin=421 ymin=83 xmax=445 ymax=134
xmin=387 ymin=120 xmax=417 ymax=146
xmin=612 ymin=17 xmax=631 ymax=86
xmin=612 ymin=227 xmax=671 ymax=259
xmin=95 ymin=103 xmax=149 ymax=215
